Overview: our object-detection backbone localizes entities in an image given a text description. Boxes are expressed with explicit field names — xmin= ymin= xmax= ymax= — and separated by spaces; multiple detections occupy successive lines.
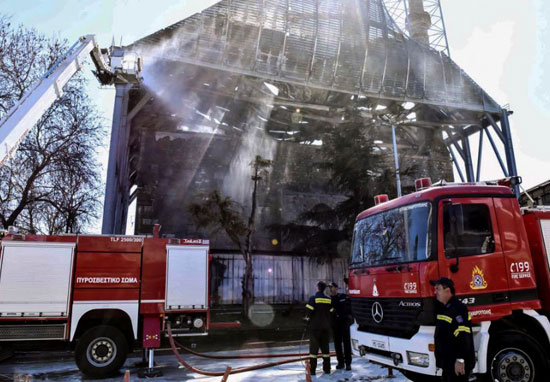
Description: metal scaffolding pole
xmin=447 ymin=144 xmax=465 ymax=183
xmin=483 ymin=127 xmax=509 ymax=178
xmin=392 ymin=124 xmax=402 ymax=197
xmin=500 ymin=110 xmax=520 ymax=196
xmin=461 ymin=134 xmax=475 ymax=182
xmin=102 ymin=84 xmax=131 ymax=234
xmin=475 ymin=129 xmax=484 ymax=182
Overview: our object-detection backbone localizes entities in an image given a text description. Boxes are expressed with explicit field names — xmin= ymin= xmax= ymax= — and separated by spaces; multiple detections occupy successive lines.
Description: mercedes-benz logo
xmin=372 ymin=301 xmax=384 ymax=324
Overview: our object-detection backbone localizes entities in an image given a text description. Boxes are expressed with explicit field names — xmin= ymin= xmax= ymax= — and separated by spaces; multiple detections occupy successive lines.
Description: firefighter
xmin=431 ymin=277 xmax=475 ymax=382
xmin=304 ymin=281 xmax=333 ymax=376
xmin=329 ymin=281 xmax=352 ymax=370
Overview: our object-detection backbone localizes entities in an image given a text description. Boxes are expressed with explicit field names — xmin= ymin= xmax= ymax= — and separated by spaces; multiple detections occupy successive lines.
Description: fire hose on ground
xmin=166 ymin=322 xmax=336 ymax=377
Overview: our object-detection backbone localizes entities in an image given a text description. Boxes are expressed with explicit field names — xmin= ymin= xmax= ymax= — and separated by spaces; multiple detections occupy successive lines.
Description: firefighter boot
xmin=323 ymin=356 xmax=331 ymax=374
xmin=310 ymin=357 xmax=317 ymax=376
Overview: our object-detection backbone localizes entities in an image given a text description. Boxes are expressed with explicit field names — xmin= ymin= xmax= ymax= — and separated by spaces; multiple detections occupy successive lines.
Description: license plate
xmin=372 ymin=339 xmax=386 ymax=350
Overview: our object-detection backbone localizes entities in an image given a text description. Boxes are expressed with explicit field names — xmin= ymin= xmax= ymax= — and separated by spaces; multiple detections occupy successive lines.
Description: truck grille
xmin=351 ymin=297 xmax=433 ymax=339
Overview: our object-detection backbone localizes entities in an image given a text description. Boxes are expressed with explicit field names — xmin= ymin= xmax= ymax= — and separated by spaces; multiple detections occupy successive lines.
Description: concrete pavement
xmin=0 ymin=345 xmax=410 ymax=381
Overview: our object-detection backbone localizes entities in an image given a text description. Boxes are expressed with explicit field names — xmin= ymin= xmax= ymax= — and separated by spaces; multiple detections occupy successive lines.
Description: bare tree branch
xmin=0 ymin=15 xmax=105 ymax=233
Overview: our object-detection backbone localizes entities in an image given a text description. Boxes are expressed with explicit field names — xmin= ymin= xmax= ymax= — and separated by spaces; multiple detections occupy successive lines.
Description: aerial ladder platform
xmin=0 ymin=34 xmax=142 ymax=167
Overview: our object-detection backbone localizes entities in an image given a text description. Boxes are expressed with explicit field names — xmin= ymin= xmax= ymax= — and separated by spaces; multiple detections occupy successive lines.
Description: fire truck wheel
xmin=75 ymin=325 xmax=129 ymax=378
xmin=487 ymin=332 xmax=547 ymax=382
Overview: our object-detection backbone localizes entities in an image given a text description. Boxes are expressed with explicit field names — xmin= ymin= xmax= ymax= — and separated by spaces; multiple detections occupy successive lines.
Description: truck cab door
xmin=437 ymin=197 xmax=508 ymax=304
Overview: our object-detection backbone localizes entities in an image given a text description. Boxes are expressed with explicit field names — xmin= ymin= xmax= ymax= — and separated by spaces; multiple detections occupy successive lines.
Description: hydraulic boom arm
xmin=0 ymin=34 xmax=142 ymax=167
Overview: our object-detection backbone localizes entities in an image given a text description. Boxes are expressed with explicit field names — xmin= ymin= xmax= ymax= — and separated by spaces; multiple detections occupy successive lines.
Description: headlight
xmin=407 ymin=351 xmax=430 ymax=367
xmin=351 ymin=339 xmax=359 ymax=351
xmin=193 ymin=318 xmax=204 ymax=328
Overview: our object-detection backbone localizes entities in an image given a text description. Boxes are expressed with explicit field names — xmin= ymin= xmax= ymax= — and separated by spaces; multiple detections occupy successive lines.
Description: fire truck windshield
xmin=351 ymin=202 xmax=432 ymax=267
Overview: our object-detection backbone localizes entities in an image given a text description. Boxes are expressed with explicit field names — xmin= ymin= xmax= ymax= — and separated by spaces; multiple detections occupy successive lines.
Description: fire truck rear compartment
xmin=0 ymin=242 xmax=75 ymax=317
xmin=0 ymin=242 xmax=75 ymax=341
xmin=165 ymin=245 xmax=208 ymax=311
xmin=164 ymin=245 xmax=209 ymax=336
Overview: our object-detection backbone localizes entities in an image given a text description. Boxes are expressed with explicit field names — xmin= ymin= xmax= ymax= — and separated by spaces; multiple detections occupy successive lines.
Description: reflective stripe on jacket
xmin=306 ymin=291 xmax=334 ymax=331
xmin=434 ymin=296 xmax=476 ymax=371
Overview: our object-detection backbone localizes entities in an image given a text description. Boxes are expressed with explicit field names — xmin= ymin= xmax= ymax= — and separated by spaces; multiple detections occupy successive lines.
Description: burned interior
xmin=102 ymin=0 xmax=512 ymax=258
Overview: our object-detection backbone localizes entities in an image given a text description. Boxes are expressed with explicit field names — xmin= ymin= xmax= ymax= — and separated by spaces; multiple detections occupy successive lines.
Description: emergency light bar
xmin=374 ymin=194 xmax=389 ymax=205
xmin=415 ymin=178 xmax=432 ymax=191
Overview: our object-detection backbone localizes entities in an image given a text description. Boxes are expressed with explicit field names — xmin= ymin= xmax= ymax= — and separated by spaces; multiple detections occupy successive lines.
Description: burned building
xmin=521 ymin=180 xmax=550 ymax=207
xmin=101 ymin=1 xmax=514 ymax=302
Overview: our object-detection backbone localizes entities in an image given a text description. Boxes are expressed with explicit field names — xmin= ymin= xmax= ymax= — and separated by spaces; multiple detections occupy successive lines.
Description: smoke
xmin=223 ymin=112 xmax=277 ymax=205
xmin=127 ymin=9 xmax=278 ymax=208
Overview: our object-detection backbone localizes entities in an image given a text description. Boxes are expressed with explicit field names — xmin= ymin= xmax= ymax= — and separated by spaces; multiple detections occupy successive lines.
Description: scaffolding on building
xmin=102 ymin=0 xmax=517 ymax=236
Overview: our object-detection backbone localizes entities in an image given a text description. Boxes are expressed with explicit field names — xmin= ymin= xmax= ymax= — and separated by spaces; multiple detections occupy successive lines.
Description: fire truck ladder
xmin=0 ymin=34 xmax=142 ymax=167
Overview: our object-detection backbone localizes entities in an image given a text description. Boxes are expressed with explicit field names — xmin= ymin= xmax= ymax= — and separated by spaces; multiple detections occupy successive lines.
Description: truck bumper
xmin=351 ymin=322 xmax=489 ymax=376
xmin=350 ymin=323 xmax=441 ymax=376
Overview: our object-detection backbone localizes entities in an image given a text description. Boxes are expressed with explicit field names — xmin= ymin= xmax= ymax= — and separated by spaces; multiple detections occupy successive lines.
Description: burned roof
xmin=128 ymin=0 xmax=501 ymax=114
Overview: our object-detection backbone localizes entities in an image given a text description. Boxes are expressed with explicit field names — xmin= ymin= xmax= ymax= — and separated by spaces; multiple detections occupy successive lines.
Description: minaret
xmin=407 ymin=0 xmax=431 ymax=46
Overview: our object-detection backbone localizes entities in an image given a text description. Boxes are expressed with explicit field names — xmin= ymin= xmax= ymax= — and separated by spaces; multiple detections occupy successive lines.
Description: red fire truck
xmin=348 ymin=178 xmax=550 ymax=382
xmin=0 ymin=227 xmax=210 ymax=377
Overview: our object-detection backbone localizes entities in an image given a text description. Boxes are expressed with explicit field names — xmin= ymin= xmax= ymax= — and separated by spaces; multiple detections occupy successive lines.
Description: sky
xmin=441 ymin=0 xmax=550 ymax=190
xmin=1 ymin=0 xmax=549 ymax=230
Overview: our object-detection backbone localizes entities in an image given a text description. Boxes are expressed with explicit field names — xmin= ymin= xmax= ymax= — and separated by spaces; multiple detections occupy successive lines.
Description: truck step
xmin=0 ymin=324 xmax=66 ymax=341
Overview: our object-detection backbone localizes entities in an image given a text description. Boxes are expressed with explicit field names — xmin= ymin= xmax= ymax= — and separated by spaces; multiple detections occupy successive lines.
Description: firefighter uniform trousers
xmin=434 ymin=297 xmax=476 ymax=382
xmin=306 ymin=292 xmax=334 ymax=373
xmin=331 ymin=292 xmax=352 ymax=367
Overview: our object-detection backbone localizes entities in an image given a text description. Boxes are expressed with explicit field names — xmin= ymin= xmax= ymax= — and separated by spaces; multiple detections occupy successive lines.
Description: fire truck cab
xmin=0 ymin=230 xmax=210 ymax=377
xmin=348 ymin=179 xmax=550 ymax=382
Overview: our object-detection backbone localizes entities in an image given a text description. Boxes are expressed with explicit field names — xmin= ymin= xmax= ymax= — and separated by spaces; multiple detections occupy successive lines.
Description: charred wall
xmin=127 ymin=68 xmax=453 ymax=253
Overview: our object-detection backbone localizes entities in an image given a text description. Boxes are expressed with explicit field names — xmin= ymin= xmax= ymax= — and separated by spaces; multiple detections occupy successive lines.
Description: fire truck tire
xmin=401 ymin=370 xmax=439 ymax=382
xmin=75 ymin=325 xmax=129 ymax=378
xmin=486 ymin=332 xmax=547 ymax=382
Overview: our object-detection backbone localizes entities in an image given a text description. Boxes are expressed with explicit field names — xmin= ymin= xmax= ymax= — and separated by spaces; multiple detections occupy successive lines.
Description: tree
xmin=189 ymin=155 xmax=272 ymax=317
xmin=276 ymin=121 xmax=416 ymax=260
xmin=0 ymin=16 xmax=104 ymax=233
